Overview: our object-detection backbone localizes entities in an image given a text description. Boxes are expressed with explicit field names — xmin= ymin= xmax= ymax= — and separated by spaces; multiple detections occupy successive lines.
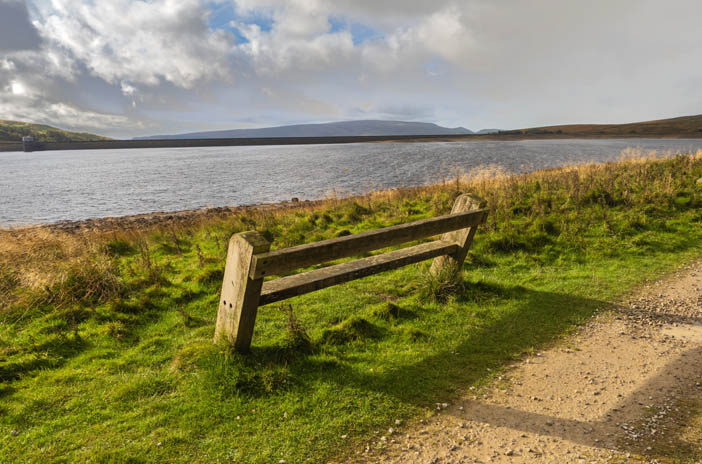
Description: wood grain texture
xmin=250 ymin=208 xmax=488 ymax=279
xmin=259 ymin=240 xmax=459 ymax=306
xmin=430 ymin=194 xmax=488 ymax=275
xmin=214 ymin=231 xmax=270 ymax=351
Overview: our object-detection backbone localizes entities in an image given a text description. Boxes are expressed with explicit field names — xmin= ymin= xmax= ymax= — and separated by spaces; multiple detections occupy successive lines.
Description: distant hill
xmin=135 ymin=120 xmax=473 ymax=140
xmin=0 ymin=120 xmax=110 ymax=142
xmin=499 ymin=114 xmax=702 ymax=138
xmin=476 ymin=128 xmax=501 ymax=134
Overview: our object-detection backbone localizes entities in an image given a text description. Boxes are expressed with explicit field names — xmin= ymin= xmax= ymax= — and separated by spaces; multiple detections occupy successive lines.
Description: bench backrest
xmin=215 ymin=193 xmax=488 ymax=352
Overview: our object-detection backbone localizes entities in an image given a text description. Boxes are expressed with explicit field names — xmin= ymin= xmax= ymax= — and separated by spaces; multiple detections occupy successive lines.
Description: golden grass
xmin=1 ymin=149 xmax=699 ymax=309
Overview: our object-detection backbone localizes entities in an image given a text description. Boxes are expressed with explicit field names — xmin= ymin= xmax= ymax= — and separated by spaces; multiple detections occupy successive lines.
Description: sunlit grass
xmin=1 ymin=150 xmax=702 ymax=463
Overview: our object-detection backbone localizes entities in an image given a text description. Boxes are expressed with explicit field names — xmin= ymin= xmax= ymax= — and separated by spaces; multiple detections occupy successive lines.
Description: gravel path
xmin=343 ymin=261 xmax=702 ymax=463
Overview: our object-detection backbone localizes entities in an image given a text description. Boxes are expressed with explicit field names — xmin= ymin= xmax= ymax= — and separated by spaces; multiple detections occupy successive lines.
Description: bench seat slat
xmin=259 ymin=240 xmax=459 ymax=306
xmin=251 ymin=208 xmax=488 ymax=278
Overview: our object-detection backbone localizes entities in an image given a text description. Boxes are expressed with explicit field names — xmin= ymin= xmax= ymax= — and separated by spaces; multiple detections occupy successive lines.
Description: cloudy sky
xmin=1 ymin=0 xmax=701 ymax=138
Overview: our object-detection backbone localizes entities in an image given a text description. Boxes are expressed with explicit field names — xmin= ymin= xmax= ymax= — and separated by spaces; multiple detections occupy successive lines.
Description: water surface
xmin=1 ymin=138 xmax=701 ymax=226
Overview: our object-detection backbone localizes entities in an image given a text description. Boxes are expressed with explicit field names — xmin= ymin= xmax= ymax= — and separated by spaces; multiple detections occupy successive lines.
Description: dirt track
xmin=345 ymin=261 xmax=702 ymax=463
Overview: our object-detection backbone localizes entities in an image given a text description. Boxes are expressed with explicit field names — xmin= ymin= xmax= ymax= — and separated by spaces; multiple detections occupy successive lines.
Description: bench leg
xmin=214 ymin=231 xmax=270 ymax=352
xmin=430 ymin=193 xmax=487 ymax=275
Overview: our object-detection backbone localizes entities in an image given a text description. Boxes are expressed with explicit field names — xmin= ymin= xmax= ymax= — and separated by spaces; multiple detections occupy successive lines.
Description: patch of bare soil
xmin=345 ymin=261 xmax=702 ymax=463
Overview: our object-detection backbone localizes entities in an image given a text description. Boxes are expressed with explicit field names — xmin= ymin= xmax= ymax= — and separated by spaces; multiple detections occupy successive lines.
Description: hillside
xmin=499 ymin=114 xmax=702 ymax=137
xmin=135 ymin=119 xmax=473 ymax=140
xmin=0 ymin=120 xmax=110 ymax=142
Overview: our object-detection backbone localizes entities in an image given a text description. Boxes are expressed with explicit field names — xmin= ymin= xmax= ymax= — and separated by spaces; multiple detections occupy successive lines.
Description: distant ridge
xmin=134 ymin=120 xmax=474 ymax=140
xmin=499 ymin=114 xmax=702 ymax=137
xmin=0 ymin=120 xmax=110 ymax=142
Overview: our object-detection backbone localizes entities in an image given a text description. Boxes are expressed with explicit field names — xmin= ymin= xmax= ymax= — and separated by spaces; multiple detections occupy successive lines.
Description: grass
xmin=498 ymin=113 xmax=702 ymax=137
xmin=0 ymin=119 xmax=110 ymax=143
xmin=1 ymin=151 xmax=702 ymax=463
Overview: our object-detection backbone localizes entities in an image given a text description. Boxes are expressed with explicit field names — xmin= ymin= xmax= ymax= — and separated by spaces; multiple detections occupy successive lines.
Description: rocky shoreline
xmin=1 ymin=198 xmax=324 ymax=234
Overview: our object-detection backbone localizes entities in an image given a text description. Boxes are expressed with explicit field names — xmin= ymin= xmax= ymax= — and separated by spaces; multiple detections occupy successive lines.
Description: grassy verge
xmin=1 ymin=153 xmax=702 ymax=463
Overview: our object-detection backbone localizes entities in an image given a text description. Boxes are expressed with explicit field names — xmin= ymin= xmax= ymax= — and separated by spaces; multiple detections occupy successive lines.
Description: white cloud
xmin=0 ymin=0 xmax=701 ymax=138
xmin=10 ymin=80 xmax=28 ymax=95
xmin=0 ymin=95 xmax=133 ymax=131
xmin=120 ymin=81 xmax=137 ymax=96
xmin=34 ymin=0 xmax=236 ymax=88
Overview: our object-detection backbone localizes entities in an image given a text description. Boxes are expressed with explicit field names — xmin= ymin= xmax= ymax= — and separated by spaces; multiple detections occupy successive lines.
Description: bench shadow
xmin=248 ymin=283 xmax=602 ymax=377
xmin=312 ymin=284 xmax=608 ymax=403
xmin=283 ymin=281 xmax=701 ymax=459
xmin=229 ymin=281 xmax=702 ymax=458
xmin=615 ymin=305 xmax=702 ymax=326
xmin=441 ymin=345 xmax=702 ymax=459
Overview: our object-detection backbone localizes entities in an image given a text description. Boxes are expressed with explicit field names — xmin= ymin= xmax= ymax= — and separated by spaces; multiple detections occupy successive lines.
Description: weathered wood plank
xmin=430 ymin=194 xmax=488 ymax=275
xmin=214 ymin=231 xmax=270 ymax=351
xmin=259 ymin=240 xmax=459 ymax=306
xmin=250 ymin=208 xmax=488 ymax=278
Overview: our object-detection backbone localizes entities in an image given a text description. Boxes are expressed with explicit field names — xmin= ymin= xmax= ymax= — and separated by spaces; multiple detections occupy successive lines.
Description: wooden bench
xmin=215 ymin=193 xmax=488 ymax=352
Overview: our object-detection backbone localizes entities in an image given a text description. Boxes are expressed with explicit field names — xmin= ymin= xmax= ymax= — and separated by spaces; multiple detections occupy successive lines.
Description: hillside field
xmin=0 ymin=120 xmax=109 ymax=143
xmin=499 ymin=114 xmax=702 ymax=138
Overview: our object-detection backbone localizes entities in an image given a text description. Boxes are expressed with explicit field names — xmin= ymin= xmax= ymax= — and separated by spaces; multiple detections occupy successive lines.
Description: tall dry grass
xmin=2 ymin=150 xmax=701 ymax=322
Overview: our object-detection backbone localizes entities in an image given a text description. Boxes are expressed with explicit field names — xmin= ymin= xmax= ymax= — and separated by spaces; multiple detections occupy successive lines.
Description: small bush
xmin=419 ymin=263 xmax=464 ymax=303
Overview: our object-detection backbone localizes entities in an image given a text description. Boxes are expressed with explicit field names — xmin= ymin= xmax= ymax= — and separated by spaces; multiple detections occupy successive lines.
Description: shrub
xmin=419 ymin=263 xmax=465 ymax=303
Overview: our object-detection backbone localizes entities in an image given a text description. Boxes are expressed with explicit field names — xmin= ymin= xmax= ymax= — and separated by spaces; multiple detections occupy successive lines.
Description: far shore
xmin=3 ymin=132 xmax=702 ymax=153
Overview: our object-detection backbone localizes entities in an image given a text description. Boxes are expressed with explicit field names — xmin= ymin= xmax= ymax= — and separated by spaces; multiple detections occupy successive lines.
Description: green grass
xmin=0 ymin=119 xmax=110 ymax=142
xmin=1 ymin=154 xmax=702 ymax=463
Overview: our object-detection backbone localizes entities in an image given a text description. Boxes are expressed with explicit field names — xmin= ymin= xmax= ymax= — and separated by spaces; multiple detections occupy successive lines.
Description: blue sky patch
xmin=206 ymin=1 xmax=273 ymax=43
xmin=328 ymin=16 xmax=383 ymax=45
xmin=206 ymin=4 xmax=381 ymax=46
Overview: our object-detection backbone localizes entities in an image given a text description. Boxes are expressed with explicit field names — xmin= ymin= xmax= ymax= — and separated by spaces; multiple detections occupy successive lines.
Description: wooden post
xmin=430 ymin=194 xmax=487 ymax=275
xmin=214 ymin=231 xmax=270 ymax=352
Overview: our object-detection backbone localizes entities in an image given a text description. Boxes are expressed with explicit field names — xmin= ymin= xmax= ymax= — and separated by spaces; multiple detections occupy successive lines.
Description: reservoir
xmin=1 ymin=138 xmax=701 ymax=226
